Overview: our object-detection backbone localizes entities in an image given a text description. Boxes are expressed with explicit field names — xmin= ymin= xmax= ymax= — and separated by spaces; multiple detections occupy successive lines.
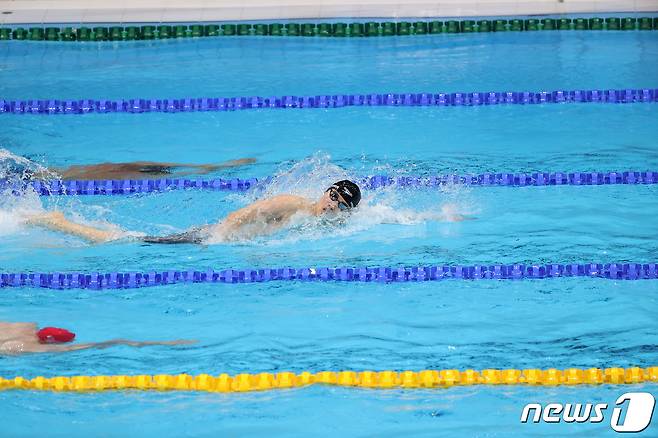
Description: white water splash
xmin=246 ymin=152 xmax=352 ymax=201
xmin=0 ymin=149 xmax=46 ymax=236
xmin=0 ymin=149 xmax=136 ymax=242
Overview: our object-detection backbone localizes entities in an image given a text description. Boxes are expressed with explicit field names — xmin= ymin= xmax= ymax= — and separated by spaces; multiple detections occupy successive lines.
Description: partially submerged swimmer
xmin=27 ymin=180 xmax=364 ymax=244
xmin=0 ymin=322 xmax=194 ymax=355
xmin=54 ymin=158 xmax=257 ymax=181
xmin=14 ymin=158 xmax=256 ymax=181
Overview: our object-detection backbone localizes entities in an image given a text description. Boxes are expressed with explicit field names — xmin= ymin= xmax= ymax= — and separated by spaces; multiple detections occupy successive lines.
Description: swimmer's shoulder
xmin=261 ymin=195 xmax=311 ymax=213
xmin=232 ymin=195 xmax=309 ymax=218
xmin=267 ymin=194 xmax=309 ymax=205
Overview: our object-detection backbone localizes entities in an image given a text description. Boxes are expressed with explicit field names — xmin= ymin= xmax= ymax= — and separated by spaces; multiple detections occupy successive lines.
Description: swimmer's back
xmin=59 ymin=162 xmax=174 ymax=181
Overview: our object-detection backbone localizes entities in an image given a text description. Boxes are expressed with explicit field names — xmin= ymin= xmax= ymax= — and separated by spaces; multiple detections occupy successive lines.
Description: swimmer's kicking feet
xmin=0 ymin=322 xmax=195 ymax=355
xmin=27 ymin=180 xmax=365 ymax=244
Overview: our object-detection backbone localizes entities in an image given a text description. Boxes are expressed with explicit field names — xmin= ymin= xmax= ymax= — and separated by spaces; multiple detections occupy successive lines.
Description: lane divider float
xmin=1 ymin=263 xmax=657 ymax=290
xmin=4 ymin=171 xmax=657 ymax=197
xmin=2 ymin=88 xmax=657 ymax=116
xmin=1 ymin=17 xmax=656 ymax=42
xmin=2 ymin=367 xmax=656 ymax=392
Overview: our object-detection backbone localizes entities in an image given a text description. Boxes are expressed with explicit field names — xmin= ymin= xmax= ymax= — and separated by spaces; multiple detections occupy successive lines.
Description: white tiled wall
xmin=0 ymin=0 xmax=655 ymax=24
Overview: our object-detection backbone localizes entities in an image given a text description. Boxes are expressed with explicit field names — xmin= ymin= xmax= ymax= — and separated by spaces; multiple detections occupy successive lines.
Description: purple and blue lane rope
xmin=1 ymin=263 xmax=657 ymax=290
xmin=1 ymin=88 xmax=657 ymax=116
xmin=26 ymin=177 xmax=262 ymax=196
xmin=9 ymin=171 xmax=658 ymax=196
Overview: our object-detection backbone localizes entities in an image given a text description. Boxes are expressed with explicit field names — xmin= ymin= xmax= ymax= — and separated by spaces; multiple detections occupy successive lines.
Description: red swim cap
xmin=36 ymin=327 xmax=76 ymax=344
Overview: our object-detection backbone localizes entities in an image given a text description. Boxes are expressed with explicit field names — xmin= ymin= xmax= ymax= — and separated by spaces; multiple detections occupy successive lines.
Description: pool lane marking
xmin=1 ymin=263 xmax=657 ymax=289
xmin=2 ymin=367 xmax=656 ymax=392
xmin=12 ymin=171 xmax=658 ymax=197
xmin=1 ymin=16 xmax=656 ymax=42
xmin=2 ymin=88 xmax=657 ymax=116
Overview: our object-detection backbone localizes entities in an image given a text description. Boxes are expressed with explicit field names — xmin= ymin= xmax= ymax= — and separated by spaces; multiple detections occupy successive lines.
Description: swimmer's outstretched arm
xmin=206 ymin=157 xmax=257 ymax=170
xmin=26 ymin=211 xmax=117 ymax=243
xmin=435 ymin=204 xmax=476 ymax=222
xmin=46 ymin=339 xmax=196 ymax=353
xmin=18 ymin=339 xmax=196 ymax=354
xmin=434 ymin=213 xmax=475 ymax=222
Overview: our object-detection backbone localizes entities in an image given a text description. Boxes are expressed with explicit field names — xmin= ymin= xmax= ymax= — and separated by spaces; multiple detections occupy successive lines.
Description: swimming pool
xmin=1 ymin=17 xmax=658 ymax=436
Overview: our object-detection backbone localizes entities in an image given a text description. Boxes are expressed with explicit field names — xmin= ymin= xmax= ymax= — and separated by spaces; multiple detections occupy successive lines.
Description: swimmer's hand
xmin=201 ymin=158 xmax=257 ymax=171
xmin=439 ymin=205 xmax=476 ymax=222
xmin=442 ymin=214 xmax=476 ymax=222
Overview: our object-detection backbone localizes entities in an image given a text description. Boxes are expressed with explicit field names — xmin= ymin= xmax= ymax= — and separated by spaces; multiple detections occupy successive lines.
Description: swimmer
xmin=13 ymin=158 xmax=256 ymax=181
xmin=54 ymin=158 xmax=257 ymax=181
xmin=26 ymin=180 xmax=364 ymax=244
xmin=0 ymin=322 xmax=195 ymax=355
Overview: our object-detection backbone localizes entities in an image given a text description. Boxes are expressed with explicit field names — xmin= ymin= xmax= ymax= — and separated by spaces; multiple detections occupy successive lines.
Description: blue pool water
xmin=1 ymin=28 xmax=658 ymax=436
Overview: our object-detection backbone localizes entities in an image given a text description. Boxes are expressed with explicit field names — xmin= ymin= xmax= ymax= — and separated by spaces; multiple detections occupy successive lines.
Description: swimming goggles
xmin=327 ymin=188 xmax=350 ymax=211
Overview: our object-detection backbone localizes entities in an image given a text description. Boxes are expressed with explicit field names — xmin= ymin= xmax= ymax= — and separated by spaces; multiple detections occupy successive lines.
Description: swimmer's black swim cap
xmin=327 ymin=180 xmax=361 ymax=209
